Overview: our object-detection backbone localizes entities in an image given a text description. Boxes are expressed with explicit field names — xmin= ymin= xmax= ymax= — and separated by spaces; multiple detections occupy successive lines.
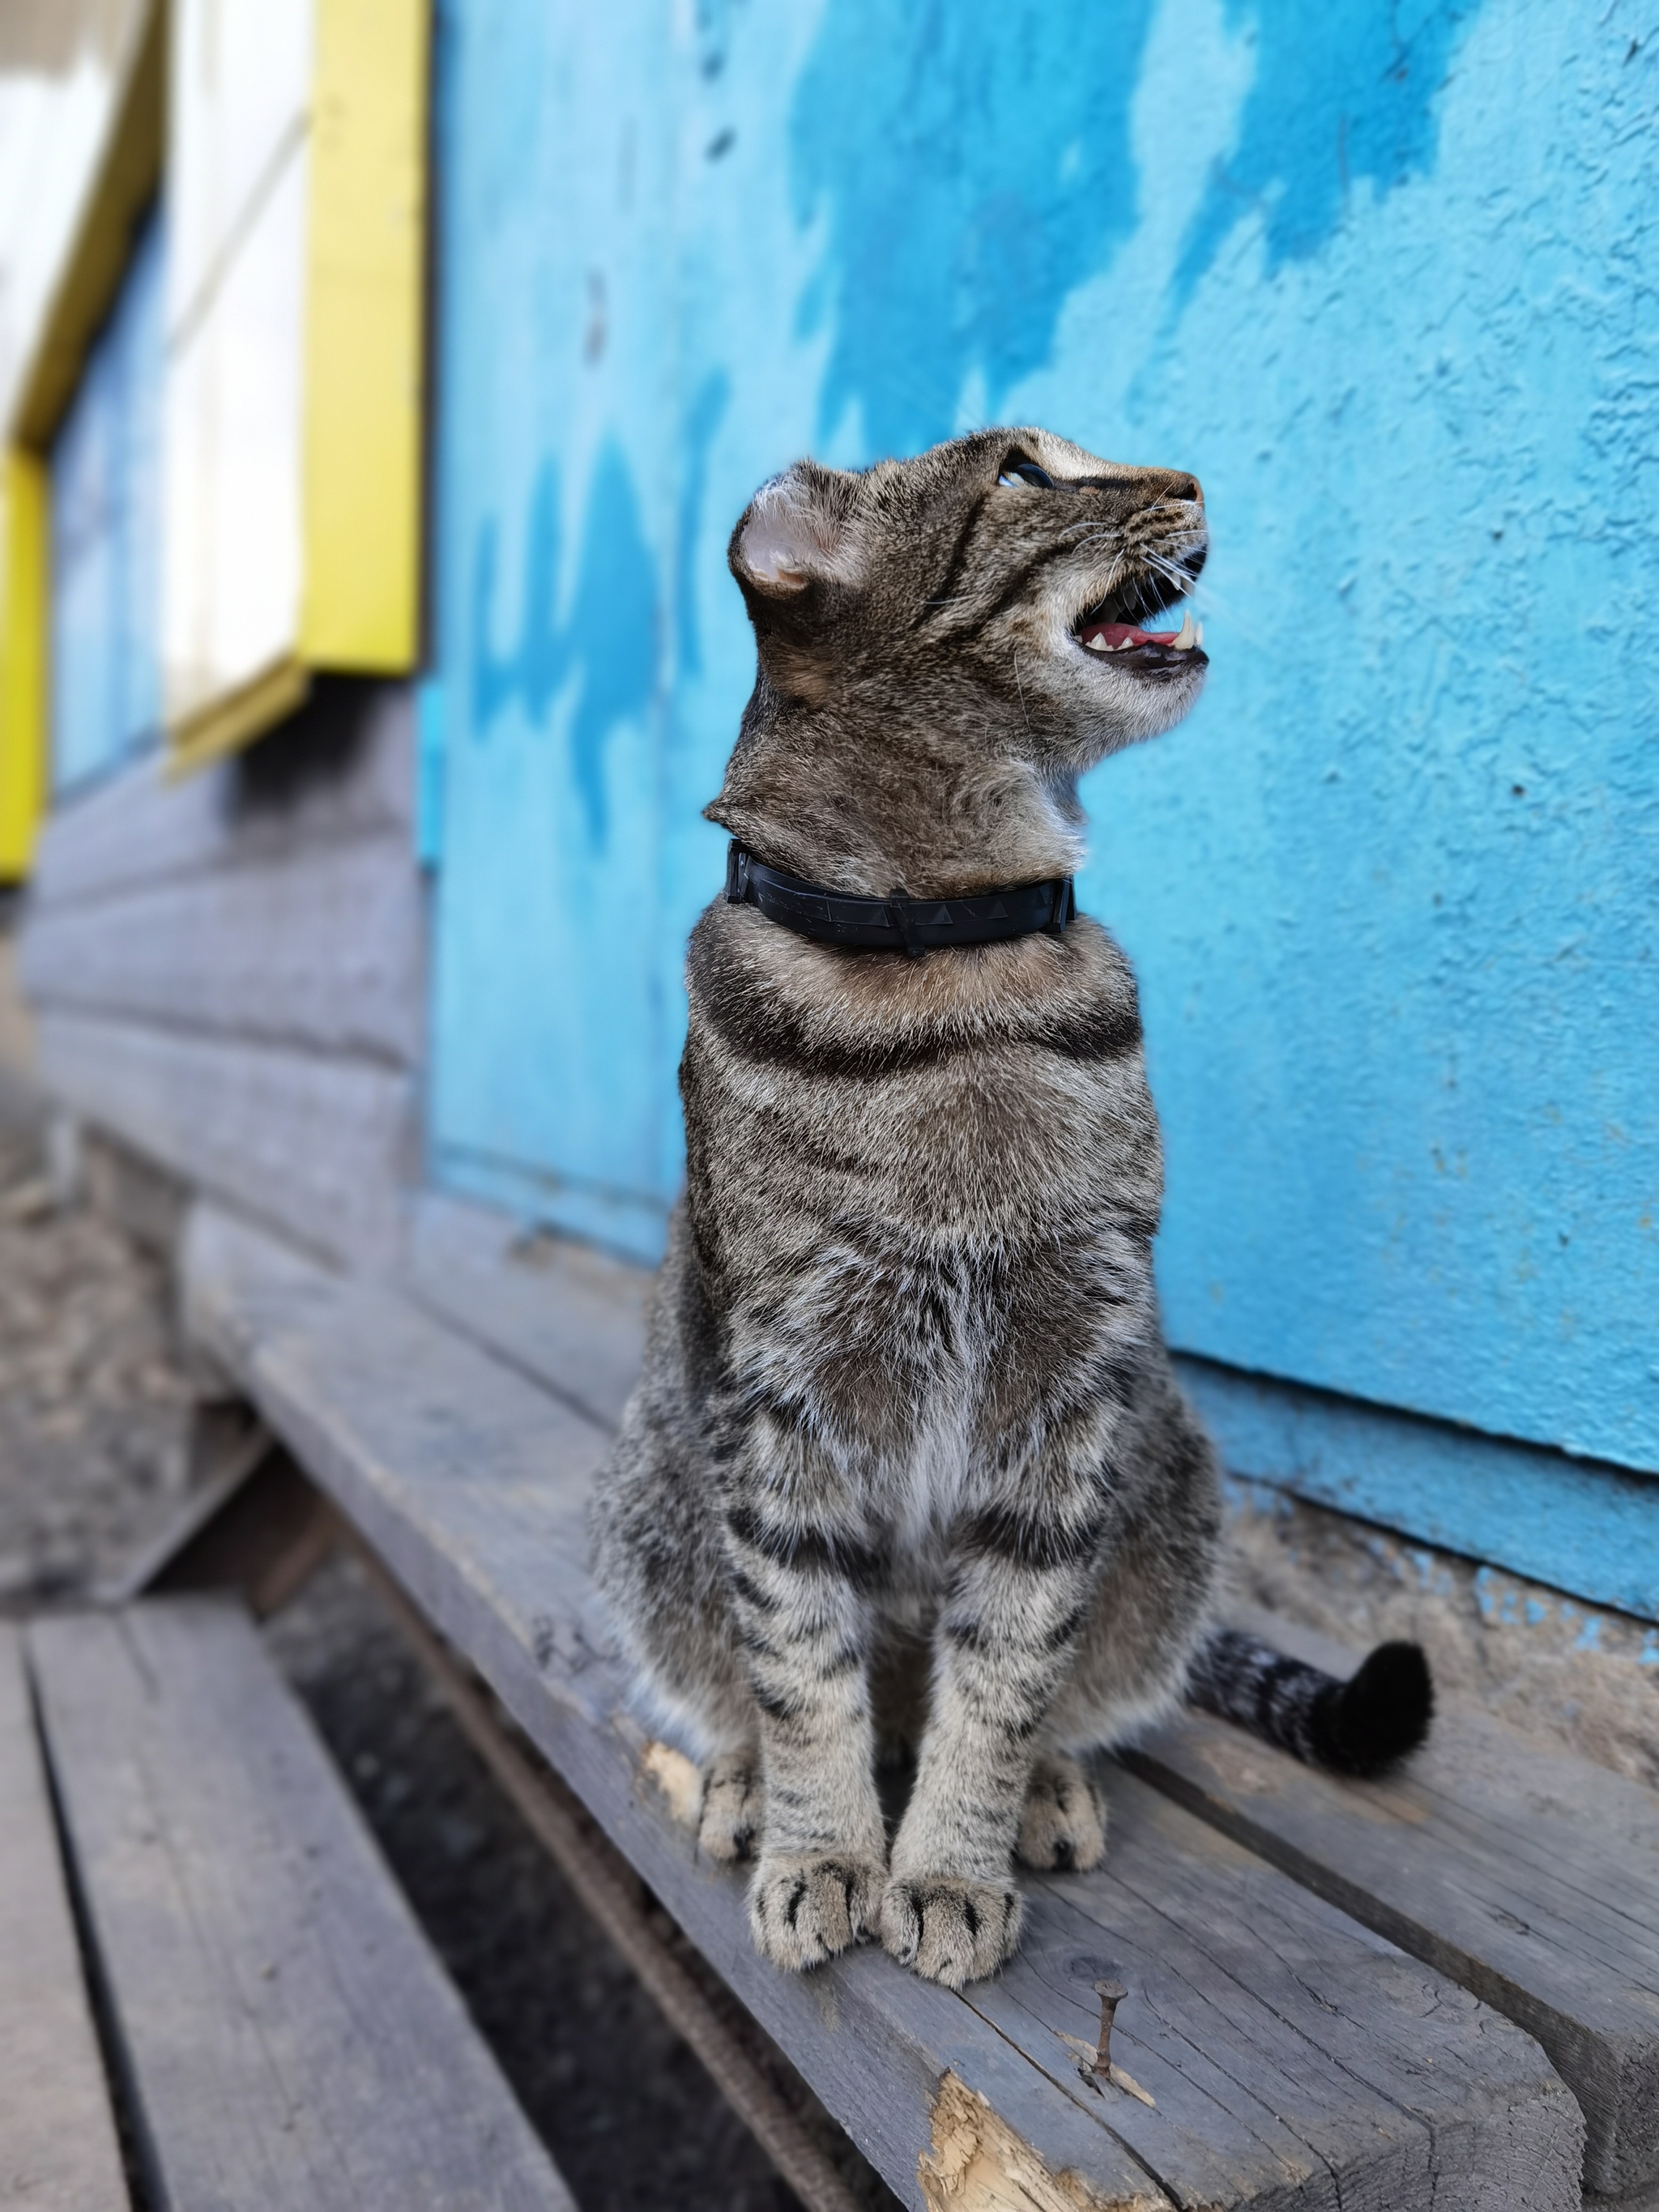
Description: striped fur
xmin=592 ymin=429 xmax=1224 ymax=1987
xmin=1190 ymin=1630 xmax=1434 ymax=1777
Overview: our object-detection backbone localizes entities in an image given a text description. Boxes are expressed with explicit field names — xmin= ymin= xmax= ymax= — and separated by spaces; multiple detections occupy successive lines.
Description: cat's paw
xmin=748 ymin=1851 xmax=885 ymax=1971
xmin=699 ymin=1754 xmax=763 ymax=1861
xmin=1016 ymin=1753 xmax=1107 ymax=1873
xmin=881 ymin=1874 xmax=1023 ymax=1987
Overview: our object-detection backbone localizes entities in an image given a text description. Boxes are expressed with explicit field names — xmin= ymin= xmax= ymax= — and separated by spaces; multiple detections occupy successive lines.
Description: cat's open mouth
xmin=1072 ymin=595 xmax=1206 ymax=674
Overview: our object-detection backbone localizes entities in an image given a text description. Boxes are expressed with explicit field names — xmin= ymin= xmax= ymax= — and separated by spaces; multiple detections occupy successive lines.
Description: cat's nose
xmin=1176 ymin=473 xmax=1203 ymax=507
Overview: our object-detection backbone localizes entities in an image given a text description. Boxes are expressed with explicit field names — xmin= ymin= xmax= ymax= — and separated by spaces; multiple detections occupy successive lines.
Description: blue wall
xmin=50 ymin=203 xmax=166 ymax=794
xmin=425 ymin=2 xmax=1659 ymax=1585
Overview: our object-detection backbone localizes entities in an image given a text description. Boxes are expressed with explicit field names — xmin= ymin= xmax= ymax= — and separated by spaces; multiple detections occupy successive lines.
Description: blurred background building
xmin=0 ymin=2 xmax=1653 ymax=1628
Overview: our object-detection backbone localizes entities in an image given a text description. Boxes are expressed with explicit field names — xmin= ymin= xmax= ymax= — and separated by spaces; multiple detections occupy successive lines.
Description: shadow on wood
xmin=104 ymin=1413 xmax=339 ymax=1620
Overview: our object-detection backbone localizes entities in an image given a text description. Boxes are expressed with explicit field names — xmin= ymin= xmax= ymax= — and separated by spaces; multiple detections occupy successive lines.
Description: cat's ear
xmin=730 ymin=462 xmax=863 ymax=599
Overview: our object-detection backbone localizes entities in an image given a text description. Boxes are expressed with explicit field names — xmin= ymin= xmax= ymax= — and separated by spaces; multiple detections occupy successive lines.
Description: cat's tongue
xmin=1081 ymin=620 xmax=1179 ymax=651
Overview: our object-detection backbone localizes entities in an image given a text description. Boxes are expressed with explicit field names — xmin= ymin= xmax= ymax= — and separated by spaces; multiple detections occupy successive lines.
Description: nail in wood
xmin=1092 ymin=1980 xmax=1128 ymax=2078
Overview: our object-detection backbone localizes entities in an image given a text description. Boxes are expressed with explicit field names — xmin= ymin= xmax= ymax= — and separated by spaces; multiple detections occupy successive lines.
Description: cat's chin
xmin=1051 ymin=653 xmax=1209 ymax=770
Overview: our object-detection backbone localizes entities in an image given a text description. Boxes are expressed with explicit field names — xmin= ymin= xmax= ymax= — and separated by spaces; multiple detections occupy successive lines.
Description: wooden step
xmin=1128 ymin=1606 xmax=1659 ymax=2200
xmin=180 ymin=1201 xmax=1586 ymax=2211
xmin=28 ymin=1596 xmax=577 ymax=2212
xmin=404 ymin=1195 xmax=1659 ymax=2202
xmin=0 ymin=1620 xmax=130 ymax=2212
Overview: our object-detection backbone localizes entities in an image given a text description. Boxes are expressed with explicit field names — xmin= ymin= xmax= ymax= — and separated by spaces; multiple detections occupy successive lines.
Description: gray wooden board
xmin=181 ymin=1201 xmax=1584 ymax=2212
xmin=0 ymin=1622 xmax=130 ymax=2212
xmin=184 ymin=1207 xmax=1163 ymax=2211
xmin=28 ymin=1598 xmax=576 ymax=2212
xmin=1594 ymin=2175 xmax=1659 ymax=2212
xmin=976 ymin=1773 xmax=1582 ymax=2211
xmin=1127 ymin=1605 xmax=1659 ymax=2197
xmin=39 ymin=1008 xmax=413 ymax=1272
xmin=394 ymin=1204 xmax=1659 ymax=2200
xmin=407 ymin=1191 xmax=650 ymax=1432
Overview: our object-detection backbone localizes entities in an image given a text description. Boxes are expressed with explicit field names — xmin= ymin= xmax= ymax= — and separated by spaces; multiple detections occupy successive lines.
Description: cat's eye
xmin=997 ymin=459 xmax=1055 ymax=489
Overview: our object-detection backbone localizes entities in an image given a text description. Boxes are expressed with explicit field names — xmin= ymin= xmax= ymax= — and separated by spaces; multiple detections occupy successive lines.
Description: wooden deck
xmin=32 ymin=1599 xmax=576 ymax=2212
xmin=2 ymin=1594 xmax=578 ymax=2212
xmin=173 ymin=1196 xmax=1657 ymax=2212
xmin=1130 ymin=1607 xmax=1659 ymax=2197
xmin=0 ymin=1622 xmax=128 ymax=2212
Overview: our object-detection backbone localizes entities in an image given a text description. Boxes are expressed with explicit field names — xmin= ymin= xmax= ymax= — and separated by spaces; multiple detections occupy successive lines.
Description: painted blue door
xmin=427 ymin=6 xmax=1658 ymax=1549
xmin=51 ymin=203 xmax=165 ymax=792
xmin=425 ymin=0 xmax=677 ymax=1255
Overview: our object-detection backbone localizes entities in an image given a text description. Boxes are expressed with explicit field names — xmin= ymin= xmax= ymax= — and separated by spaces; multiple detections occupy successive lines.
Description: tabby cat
xmin=591 ymin=428 xmax=1429 ymax=1989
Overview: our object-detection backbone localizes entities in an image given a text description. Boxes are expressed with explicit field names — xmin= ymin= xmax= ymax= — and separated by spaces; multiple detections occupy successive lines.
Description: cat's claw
xmin=881 ymin=1874 xmax=1023 ymax=1987
xmin=699 ymin=1754 xmax=764 ymax=1861
xmin=1016 ymin=1752 xmax=1107 ymax=1872
xmin=748 ymin=1851 xmax=885 ymax=1971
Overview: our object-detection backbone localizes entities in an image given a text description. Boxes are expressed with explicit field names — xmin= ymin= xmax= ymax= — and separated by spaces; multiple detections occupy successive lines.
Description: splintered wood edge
xmin=919 ymin=2072 xmax=1168 ymax=2212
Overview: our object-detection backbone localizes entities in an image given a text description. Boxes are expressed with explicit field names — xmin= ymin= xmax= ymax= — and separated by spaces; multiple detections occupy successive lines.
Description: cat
xmin=591 ymin=428 xmax=1430 ymax=1989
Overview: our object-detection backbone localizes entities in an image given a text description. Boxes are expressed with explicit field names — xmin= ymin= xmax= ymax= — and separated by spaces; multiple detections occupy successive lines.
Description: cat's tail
xmin=1187 ymin=1627 xmax=1433 ymax=1779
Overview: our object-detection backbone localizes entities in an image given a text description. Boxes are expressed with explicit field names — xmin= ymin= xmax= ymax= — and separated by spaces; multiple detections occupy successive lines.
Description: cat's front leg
xmin=724 ymin=1477 xmax=887 ymax=1971
xmin=882 ymin=1479 xmax=1106 ymax=1987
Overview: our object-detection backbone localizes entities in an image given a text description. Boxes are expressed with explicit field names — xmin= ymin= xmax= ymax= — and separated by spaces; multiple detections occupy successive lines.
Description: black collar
xmin=725 ymin=842 xmax=1076 ymax=958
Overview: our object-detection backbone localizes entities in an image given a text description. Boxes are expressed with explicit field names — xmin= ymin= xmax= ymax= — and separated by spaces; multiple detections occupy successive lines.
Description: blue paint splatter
xmin=521 ymin=459 xmax=570 ymax=725
xmin=1173 ymin=0 xmax=1486 ymax=305
xmin=564 ymin=442 xmax=659 ymax=846
xmin=676 ymin=369 xmax=731 ymax=678
xmin=468 ymin=441 xmax=659 ymax=846
xmin=790 ymin=0 xmax=1156 ymax=457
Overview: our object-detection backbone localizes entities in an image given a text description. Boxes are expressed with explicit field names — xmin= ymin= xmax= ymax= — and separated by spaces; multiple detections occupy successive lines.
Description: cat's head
xmin=708 ymin=429 xmax=1208 ymax=895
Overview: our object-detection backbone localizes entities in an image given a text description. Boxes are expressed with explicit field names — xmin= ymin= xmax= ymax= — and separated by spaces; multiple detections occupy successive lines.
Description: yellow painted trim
xmin=298 ymin=0 xmax=429 ymax=672
xmin=0 ymin=452 xmax=48 ymax=882
xmin=168 ymin=0 xmax=429 ymax=770
xmin=11 ymin=1 xmax=164 ymax=450
xmin=167 ymin=656 xmax=312 ymax=778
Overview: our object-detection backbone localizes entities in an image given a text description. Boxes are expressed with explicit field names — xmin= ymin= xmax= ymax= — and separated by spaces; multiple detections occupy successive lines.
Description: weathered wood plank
xmin=29 ymin=1599 xmax=577 ymax=2212
xmin=104 ymin=1438 xmax=339 ymax=1618
xmin=395 ymin=1205 xmax=1659 ymax=2199
xmin=181 ymin=1201 xmax=1584 ymax=2211
xmin=36 ymin=1009 xmax=413 ymax=1270
xmin=1127 ymin=1606 xmax=1659 ymax=2198
xmin=970 ymin=1771 xmax=1583 ymax=2212
xmin=406 ymin=1191 xmax=650 ymax=1431
xmin=20 ymin=684 xmax=412 ymax=914
xmin=0 ymin=1622 xmax=130 ymax=2212
xmin=20 ymin=835 xmax=422 ymax=1064
xmin=185 ymin=1205 xmax=1170 ymax=2211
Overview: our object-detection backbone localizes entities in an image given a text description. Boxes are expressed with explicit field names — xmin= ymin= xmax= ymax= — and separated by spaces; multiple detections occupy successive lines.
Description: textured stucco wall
xmin=1075 ymin=2 xmax=1659 ymax=1474
xmin=428 ymin=0 xmax=1658 ymax=1481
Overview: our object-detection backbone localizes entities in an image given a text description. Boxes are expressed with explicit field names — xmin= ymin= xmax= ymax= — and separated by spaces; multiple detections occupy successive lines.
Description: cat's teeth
xmin=1195 ymin=620 xmax=1205 ymax=646
xmin=1174 ymin=612 xmax=1196 ymax=650
xmin=1084 ymin=633 xmax=1109 ymax=652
